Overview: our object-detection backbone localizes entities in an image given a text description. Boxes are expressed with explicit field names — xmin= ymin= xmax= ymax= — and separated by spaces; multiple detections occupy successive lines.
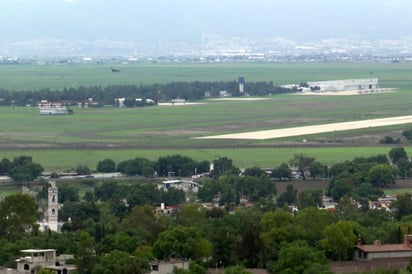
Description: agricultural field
xmin=1 ymin=62 xmax=412 ymax=171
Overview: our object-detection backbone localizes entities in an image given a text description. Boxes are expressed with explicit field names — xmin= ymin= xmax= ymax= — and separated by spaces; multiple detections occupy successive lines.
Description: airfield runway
xmin=196 ymin=115 xmax=412 ymax=140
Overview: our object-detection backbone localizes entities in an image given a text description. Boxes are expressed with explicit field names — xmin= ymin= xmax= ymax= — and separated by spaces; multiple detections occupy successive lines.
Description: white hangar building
xmin=307 ymin=78 xmax=379 ymax=92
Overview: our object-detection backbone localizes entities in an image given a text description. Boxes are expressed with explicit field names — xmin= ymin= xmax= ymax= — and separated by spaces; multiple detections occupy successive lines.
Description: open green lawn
xmin=1 ymin=62 xmax=412 ymax=171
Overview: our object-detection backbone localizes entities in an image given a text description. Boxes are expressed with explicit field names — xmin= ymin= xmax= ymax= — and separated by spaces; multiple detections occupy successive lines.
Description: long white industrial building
xmin=307 ymin=78 xmax=379 ymax=92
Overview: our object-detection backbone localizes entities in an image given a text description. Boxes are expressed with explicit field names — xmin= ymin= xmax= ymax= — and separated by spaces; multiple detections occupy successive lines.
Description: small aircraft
xmin=111 ymin=67 xmax=120 ymax=73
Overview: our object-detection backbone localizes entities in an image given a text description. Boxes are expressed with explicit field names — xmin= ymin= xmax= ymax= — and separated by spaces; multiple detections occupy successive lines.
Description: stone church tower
xmin=47 ymin=181 xmax=59 ymax=232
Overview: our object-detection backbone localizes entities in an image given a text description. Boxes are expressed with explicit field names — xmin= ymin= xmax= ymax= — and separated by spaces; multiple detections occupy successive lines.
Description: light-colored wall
xmin=150 ymin=261 xmax=189 ymax=274
xmin=368 ymin=251 xmax=412 ymax=260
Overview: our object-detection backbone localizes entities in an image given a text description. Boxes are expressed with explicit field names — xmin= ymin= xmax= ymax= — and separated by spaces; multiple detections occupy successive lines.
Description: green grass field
xmin=1 ymin=62 xmax=412 ymax=90
xmin=1 ymin=62 xmax=412 ymax=171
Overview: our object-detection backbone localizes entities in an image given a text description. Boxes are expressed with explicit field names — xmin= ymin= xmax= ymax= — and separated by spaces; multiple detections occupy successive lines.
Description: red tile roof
xmin=356 ymin=244 xmax=412 ymax=253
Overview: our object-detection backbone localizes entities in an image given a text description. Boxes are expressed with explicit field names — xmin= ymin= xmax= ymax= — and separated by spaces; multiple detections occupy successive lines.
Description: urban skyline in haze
xmin=2 ymin=0 xmax=412 ymax=58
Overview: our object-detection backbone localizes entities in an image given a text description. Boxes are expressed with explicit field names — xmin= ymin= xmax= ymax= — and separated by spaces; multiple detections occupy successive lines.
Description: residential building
xmin=149 ymin=259 xmax=189 ymax=274
xmin=355 ymin=235 xmax=412 ymax=261
xmin=15 ymin=249 xmax=76 ymax=274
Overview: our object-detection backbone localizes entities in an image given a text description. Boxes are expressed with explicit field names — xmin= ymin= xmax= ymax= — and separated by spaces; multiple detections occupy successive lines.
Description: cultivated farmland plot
xmin=1 ymin=62 xmax=412 ymax=171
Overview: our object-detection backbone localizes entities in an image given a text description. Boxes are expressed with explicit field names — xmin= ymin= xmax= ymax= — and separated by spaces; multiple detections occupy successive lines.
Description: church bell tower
xmin=47 ymin=181 xmax=59 ymax=232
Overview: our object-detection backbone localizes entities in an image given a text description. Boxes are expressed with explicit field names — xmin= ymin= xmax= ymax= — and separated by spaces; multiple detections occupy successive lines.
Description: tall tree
xmin=289 ymin=154 xmax=315 ymax=180
xmin=396 ymin=158 xmax=412 ymax=178
xmin=8 ymin=156 xmax=44 ymax=183
xmin=96 ymin=158 xmax=116 ymax=173
xmin=243 ymin=167 xmax=267 ymax=177
xmin=269 ymin=241 xmax=330 ymax=274
xmin=321 ymin=221 xmax=357 ymax=261
xmin=391 ymin=193 xmax=412 ymax=221
xmin=297 ymin=190 xmax=323 ymax=210
xmin=366 ymin=164 xmax=395 ymax=187
xmin=0 ymin=193 xmax=38 ymax=241
xmin=120 ymin=205 xmax=166 ymax=245
xmin=273 ymin=163 xmax=292 ymax=180
xmin=92 ymin=250 xmax=149 ymax=274
xmin=388 ymin=147 xmax=408 ymax=164
xmin=75 ymin=231 xmax=97 ymax=274
xmin=276 ymin=184 xmax=297 ymax=207
xmin=175 ymin=204 xmax=207 ymax=227
xmin=309 ymin=161 xmax=325 ymax=179
xmin=153 ymin=226 xmax=212 ymax=260
xmin=295 ymin=207 xmax=337 ymax=247
xmin=327 ymin=178 xmax=353 ymax=201
xmin=210 ymin=157 xmax=237 ymax=178
xmin=58 ymin=184 xmax=80 ymax=203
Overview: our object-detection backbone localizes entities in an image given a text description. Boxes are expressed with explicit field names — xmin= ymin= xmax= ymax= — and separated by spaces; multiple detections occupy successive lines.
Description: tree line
xmin=0 ymin=81 xmax=294 ymax=107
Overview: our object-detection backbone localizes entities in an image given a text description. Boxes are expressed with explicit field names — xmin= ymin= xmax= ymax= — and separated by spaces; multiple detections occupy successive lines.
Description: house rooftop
xmin=20 ymin=249 xmax=56 ymax=253
xmin=356 ymin=244 xmax=412 ymax=253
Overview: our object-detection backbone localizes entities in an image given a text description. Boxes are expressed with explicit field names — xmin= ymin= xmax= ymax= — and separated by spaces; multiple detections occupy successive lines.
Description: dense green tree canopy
xmin=0 ymin=81 xmax=293 ymax=106
xmin=297 ymin=190 xmax=323 ymax=209
xmin=321 ymin=221 xmax=357 ymax=261
xmin=97 ymin=158 xmax=116 ymax=173
xmin=327 ymin=178 xmax=353 ymax=201
xmin=224 ymin=265 xmax=252 ymax=274
xmin=58 ymin=184 xmax=80 ymax=203
xmin=157 ymin=154 xmax=198 ymax=177
xmin=210 ymin=157 xmax=237 ymax=178
xmin=243 ymin=166 xmax=267 ymax=178
xmin=0 ymin=193 xmax=38 ymax=241
xmin=117 ymin=157 xmax=155 ymax=177
xmin=391 ymin=193 xmax=412 ymax=221
xmin=75 ymin=231 xmax=97 ymax=274
xmin=92 ymin=250 xmax=149 ymax=274
xmin=277 ymin=184 xmax=298 ymax=207
xmin=0 ymin=156 xmax=44 ymax=183
xmin=388 ymin=147 xmax=408 ymax=164
xmin=120 ymin=205 xmax=167 ymax=244
xmin=269 ymin=241 xmax=329 ymax=274
xmin=295 ymin=207 xmax=337 ymax=247
xmin=2 ymin=149 xmax=412 ymax=273
xmin=153 ymin=226 xmax=212 ymax=260
xmin=366 ymin=164 xmax=395 ymax=187
xmin=273 ymin=163 xmax=292 ymax=180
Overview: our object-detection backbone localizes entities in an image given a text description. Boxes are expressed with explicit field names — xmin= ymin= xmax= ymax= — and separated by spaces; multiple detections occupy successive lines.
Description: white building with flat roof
xmin=15 ymin=249 xmax=76 ymax=274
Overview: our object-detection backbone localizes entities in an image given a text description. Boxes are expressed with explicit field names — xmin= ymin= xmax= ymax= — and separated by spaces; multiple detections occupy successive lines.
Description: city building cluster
xmin=1 ymin=36 xmax=412 ymax=64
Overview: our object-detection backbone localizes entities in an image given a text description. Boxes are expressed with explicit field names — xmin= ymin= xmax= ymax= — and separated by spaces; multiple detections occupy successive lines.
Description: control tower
xmin=238 ymin=76 xmax=245 ymax=94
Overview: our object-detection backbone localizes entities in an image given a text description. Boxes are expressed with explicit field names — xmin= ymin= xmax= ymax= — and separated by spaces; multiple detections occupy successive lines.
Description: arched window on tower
xmin=52 ymin=209 xmax=55 ymax=215
xmin=52 ymin=195 xmax=55 ymax=202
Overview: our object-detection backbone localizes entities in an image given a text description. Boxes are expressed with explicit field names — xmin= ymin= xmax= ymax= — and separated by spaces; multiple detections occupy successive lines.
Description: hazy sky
xmin=1 ymin=0 xmax=412 ymax=43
